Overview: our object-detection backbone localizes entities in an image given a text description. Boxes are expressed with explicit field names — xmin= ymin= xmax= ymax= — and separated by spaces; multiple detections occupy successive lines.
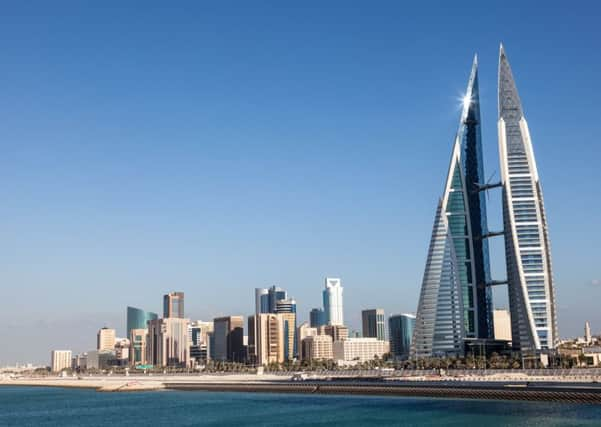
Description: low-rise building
xmin=332 ymin=338 xmax=389 ymax=364
xmin=86 ymin=350 xmax=117 ymax=370
xmin=71 ymin=353 xmax=87 ymax=370
xmin=302 ymin=334 xmax=333 ymax=361
xmin=582 ymin=347 xmax=601 ymax=367
xmin=51 ymin=350 xmax=72 ymax=372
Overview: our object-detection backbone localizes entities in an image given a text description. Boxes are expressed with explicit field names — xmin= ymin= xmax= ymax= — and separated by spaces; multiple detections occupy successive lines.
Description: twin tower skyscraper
xmin=412 ymin=45 xmax=558 ymax=357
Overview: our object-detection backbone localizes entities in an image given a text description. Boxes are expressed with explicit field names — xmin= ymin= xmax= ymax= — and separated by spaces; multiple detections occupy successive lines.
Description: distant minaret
xmin=585 ymin=321 xmax=592 ymax=345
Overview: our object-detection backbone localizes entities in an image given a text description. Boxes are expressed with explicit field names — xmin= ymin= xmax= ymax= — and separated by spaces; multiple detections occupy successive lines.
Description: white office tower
xmin=323 ymin=277 xmax=344 ymax=326
xmin=498 ymin=45 xmax=558 ymax=352
xmin=255 ymin=288 xmax=269 ymax=314
xmin=585 ymin=321 xmax=592 ymax=345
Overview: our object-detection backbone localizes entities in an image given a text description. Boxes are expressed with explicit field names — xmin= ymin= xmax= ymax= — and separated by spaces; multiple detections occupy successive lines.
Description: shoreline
xmin=2 ymin=375 xmax=601 ymax=404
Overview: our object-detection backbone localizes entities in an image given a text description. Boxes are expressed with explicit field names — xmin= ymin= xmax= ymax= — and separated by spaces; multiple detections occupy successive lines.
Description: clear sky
xmin=1 ymin=1 xmax=600 ymax=365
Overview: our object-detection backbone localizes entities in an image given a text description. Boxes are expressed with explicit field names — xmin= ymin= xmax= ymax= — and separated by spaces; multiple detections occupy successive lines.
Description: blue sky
xmin=1 ymin=2 xmax=600 ymax=364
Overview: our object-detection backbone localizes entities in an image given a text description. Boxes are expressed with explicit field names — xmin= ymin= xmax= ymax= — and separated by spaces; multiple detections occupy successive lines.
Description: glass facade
xmin=498 ymin=45 xmax=558 ymax=352
xmin=362 ymin=309 xmax=386 ymax=341
xmin=412 ymin=57 xmax=491 ymax=357
xmin=458 ymin=65 xmax=494 ymax=339
xmin=255 ymin=288 xmax=270 ymax=314
xmin=389 ymin=314 xmax=415 ymax=358
xmin=268 ymin=286 xmax=287 ymax=313
xmin=126 ymin=306 xmax=158 ymax=337
xmin=310 ymin=308 xmax=326 ymax=328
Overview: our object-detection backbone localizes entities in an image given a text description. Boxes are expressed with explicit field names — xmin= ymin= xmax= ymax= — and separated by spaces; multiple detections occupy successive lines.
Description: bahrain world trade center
xmin=412 ymin=45 xmax=558 ymax=358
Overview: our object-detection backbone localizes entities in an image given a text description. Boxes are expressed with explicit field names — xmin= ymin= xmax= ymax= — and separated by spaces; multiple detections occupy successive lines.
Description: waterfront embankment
xmin=2 ymin=373 xmax=601 ymax=403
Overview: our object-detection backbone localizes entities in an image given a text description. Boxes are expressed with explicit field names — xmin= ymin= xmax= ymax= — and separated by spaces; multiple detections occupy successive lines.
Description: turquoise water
xmin=1 ymin=386 xmax=600 ymax=426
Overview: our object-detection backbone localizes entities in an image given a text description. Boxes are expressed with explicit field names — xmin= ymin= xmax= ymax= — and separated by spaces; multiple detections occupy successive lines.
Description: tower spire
xmin=498 ymin=45 xmax=558 ymax=352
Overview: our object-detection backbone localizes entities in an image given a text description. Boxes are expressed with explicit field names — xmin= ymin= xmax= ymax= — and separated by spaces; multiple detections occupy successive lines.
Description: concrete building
xmin=247 ymin=315 xmax=258 ymax=364
xmin=129 ymin=328 xmax=148 ymax=366
xmin=255 ymin=313 xmax=284 ymax=365
xmin=273 ymin=305 xmax=296 ymax=360
xmin=51 ymin=350 xmax=72 ymax=372
xmin=114 ymin=338 xmax=130 ymax=364
xmin=163 ymin=292 xmax=185 ymax=318
xmin=320 ymin=324 xmax=349 ymax=342
xmin=493 ymin=309 xmax=512 ymax=341
xmin=323 ymin=277 xmax=344 ymax=325
xmin=189 ymin=321 xmax=214 ymax=364
xmin=389 ymin=313 xmax=415 ymax=359
xmin=97 ymin=327 xmax=116 ymax=351
xmin=302 ymin=335 xmax=333 ymax=362
xmin=71 ymin=353 xmax=87 ymax=371
xmin=362 ymin=309 xmax=386 ymax=341
xmin=297 ymin=322 xmax=318 ymax=361
xmin=585 ymin=321 xmax=592 ymax=345
xmin=86 ymin=350 xmax=116 ymax=370
xmin=147 ymin=317 xmax=190 ymax=367
xmin=213 ymin=316 xmax=245 ymax=362
xmin=333 ymin=338 xmax=389 ymax=364
xmin=583 ymin=347 xmax=601 ymax=367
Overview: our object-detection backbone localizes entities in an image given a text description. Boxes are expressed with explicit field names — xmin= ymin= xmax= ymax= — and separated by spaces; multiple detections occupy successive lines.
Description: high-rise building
xmin=389 ymin=314 xmax=415 ymax=359
xmin=585 ymin=321 xmax=592 ymax=345
xmin=147 ymin=317 xmax=190 ymax=367
xmin=333 ymin=338 xmax=389 ymax=364
xmin=51 ymin=350 xmax=72 ymax=372
xmin=362 ymin=309 xmax=386 ymax=341
xmin=97 ymin=327 xmax=116 ymax=351
xmin=255 ymin=286 xmax=291 ymax=314
xmin=498 ymin=45 xmax=558 ymax=352
xmin=323 ymin=277 xmax=344 ymax=326
xmin=189 ymin=321 xmax=214 ymax=363
xmin=129 ymin=328 xmax=148 ymax=366
xmin=412 ymin=56 xmax=492 ymax=358
xmin=279 ymin=312 xmax=296 ymax=360
xmin=493 ymin=309 xmax=512 ymax=341
xmin=310 ymin=308 xmax=326 ymax=328
xmin=320 ymin=324 xmax=349 ymax=342
xmin=114 ymin=338 xmax=130 ymax=365
xmin=297 ymin=322 xmax=318 ymax=361
xmin=163 ymin=292 xmax=185 ymax=318
xmin=274 ymin=298 xmax=297 ymax=359
xmin=126 ymin=306 xmax=158 ymax=338
xmin=268 ymin=286 xmax=287 ymax=313
xmin=255 ymin=288 xmax=270 ymax=314
xmin=254 ymin=313 xmax=284 ymax=365
xmin=275 ymin=298 xmax=296 ymax=314
xmin=213 ymin=316 xmax=245 ymax=362
xmin=247 ymin=315 xmax=257 ymax=364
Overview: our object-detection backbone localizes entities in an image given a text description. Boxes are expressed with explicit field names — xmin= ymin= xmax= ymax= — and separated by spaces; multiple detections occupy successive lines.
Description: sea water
xmin=1 ymin=386 xmax=600 ymax=426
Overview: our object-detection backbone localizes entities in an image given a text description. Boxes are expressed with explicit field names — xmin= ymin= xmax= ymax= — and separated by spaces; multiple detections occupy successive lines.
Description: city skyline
xmin=2 ymin=3 xmax=601 ymax=365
